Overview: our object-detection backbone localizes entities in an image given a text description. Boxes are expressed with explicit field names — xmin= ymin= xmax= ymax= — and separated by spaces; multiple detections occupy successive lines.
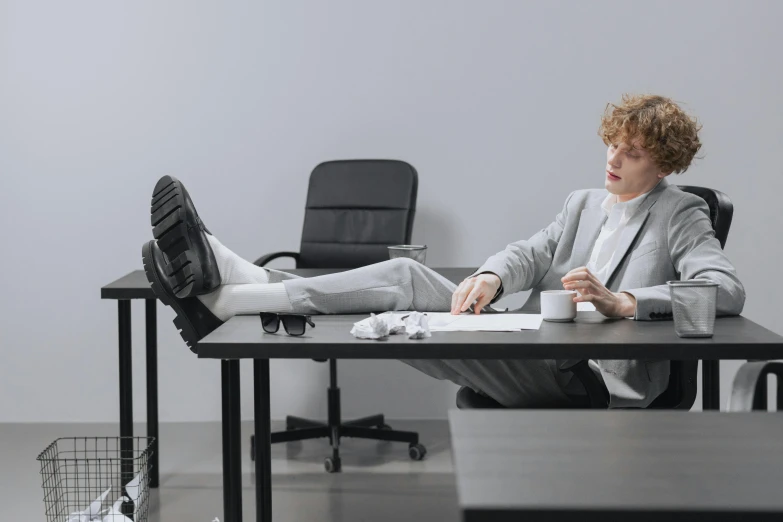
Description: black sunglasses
xmin=259 ymin=312 xmax=315 ymax=336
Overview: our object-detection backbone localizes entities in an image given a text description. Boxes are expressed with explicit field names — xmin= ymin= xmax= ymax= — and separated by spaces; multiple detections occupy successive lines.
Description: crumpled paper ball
xmin=350 ymin=311 xmax=431 ymax=340
xmin=350 ymin=313 xmax=391 ymax=339
xmin=403 ymin=311 xmax=431 ymax=339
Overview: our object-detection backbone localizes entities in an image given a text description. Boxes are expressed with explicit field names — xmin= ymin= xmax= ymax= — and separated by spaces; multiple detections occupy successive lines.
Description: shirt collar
xmin=601 ymin=179 xmax=662 ymax=217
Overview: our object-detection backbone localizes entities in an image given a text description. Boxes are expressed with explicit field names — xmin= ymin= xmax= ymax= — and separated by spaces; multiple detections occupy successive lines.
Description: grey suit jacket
xmin=476 ymin=178 xmax=746 ymax=407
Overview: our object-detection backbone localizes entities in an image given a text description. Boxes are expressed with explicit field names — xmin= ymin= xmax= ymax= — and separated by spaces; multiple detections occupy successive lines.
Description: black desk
xmin=449 ymin=409 xmax=783 ymax=521
xmin=198 ymin=310 xmax=783 ymax=522
xmin=101 ymin=270 xmax=161 ymax=488
xmin=100 ymin=268 xmax=472 ymax=489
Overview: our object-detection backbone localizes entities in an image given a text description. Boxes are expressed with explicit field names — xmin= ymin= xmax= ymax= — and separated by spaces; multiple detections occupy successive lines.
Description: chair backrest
xmin=297 ymin=160 xmax=418 ymax=269
xmin=647 ymin=185 xmax=734 ymax=409
xmin=676 ymin=185 xmax=734 ymax=249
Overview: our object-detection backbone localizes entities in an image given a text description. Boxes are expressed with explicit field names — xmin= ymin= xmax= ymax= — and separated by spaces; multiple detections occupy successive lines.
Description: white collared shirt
xmin=576 ymin=184 xmax=658 ymax=315
xmin=585 ymin=187 xmax=655 ymax=285
xmin=575 ymin=186 xmax=657 ymax=372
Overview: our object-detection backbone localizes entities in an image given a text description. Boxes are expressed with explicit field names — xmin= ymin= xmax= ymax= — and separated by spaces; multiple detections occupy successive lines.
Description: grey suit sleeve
xmin=473 ymin=192 xmax=575 ymax=301
xmin=623 ymin=194 xmax=746 ymax=321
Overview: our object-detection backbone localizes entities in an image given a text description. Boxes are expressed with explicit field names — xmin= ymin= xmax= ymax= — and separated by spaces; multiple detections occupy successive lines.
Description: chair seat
xmin=456 ymin=386 xmax=594 ymax=410
xmin=456 ymin=387 xmax=506 ymax=409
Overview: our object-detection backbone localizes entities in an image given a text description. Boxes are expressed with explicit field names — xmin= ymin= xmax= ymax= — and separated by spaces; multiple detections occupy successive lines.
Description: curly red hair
xmin=599 ymin=94 xmax=702 ymax=174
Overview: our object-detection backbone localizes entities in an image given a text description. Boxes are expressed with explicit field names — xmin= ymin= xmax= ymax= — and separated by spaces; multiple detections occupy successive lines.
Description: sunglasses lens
xmin=282 ymin=315 xmax=306 ymax=336
xmin=260 ymin=313 xmax=279 ymax=333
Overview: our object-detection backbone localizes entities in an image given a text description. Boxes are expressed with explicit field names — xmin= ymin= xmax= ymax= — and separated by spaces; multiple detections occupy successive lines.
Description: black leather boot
xmin=142 ymin=240 xmax=224 ymax=352
xmin=150 ymin=175 xmax=221 ymax=298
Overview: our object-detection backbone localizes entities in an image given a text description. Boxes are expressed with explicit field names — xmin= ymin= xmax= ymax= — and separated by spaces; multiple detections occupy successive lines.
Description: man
xmin=142 ymin=94 xmax=745 ymax=408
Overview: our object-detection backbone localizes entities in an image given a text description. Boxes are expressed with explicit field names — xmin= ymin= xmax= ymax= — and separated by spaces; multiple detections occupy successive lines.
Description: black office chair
xmin=249 ymin=159 xmax=424 ymax=473
xmin=457 ymin=185 xmax=734 ymax=411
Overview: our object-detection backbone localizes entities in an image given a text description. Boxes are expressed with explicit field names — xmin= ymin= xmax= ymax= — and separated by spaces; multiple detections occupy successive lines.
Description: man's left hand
xmin=561 ymin=267 xmax=636 ymax=318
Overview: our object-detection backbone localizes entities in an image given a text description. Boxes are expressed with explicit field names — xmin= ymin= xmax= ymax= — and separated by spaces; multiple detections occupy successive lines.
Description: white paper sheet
xmin=68 ymin=486 xmax=111 ymax=522
xmin=65 ymin=470 xmax=146 ymax=522
xmin=424 ymin=313 xmax=543 ymax=332
xmin=103 ymin=497 xmax=133 ymax=522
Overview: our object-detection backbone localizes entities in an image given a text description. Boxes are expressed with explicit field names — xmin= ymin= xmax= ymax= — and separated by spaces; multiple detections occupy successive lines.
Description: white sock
xmin=196 ymin=235 xmax=292 ymax=320
xmin=198 ymin=283 xmax=294 ymax=321
xmin=206 ymin=234 xmax=269 ymax=285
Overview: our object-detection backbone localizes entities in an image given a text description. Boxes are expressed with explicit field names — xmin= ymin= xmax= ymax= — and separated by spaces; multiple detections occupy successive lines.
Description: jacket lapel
xmin=571 ymin=207 xmax=606 ymax=268
xmin=603 ymin=179 xmax=669 ymax=286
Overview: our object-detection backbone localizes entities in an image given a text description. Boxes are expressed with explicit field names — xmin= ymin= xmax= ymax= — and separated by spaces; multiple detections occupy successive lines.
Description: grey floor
xmin=1 ymin=420 xmax=459 ymax=522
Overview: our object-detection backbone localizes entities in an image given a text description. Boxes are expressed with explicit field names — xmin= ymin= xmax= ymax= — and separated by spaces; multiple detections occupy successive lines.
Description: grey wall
xmin=2 ymin=0 xmax=781 ymax=422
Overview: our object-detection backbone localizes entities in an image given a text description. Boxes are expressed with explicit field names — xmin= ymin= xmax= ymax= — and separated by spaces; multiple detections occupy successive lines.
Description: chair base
xmin=250 ymin=414 xmax=426 ymax=472
xmin=250 ymin=359 xmax=427 ymax=472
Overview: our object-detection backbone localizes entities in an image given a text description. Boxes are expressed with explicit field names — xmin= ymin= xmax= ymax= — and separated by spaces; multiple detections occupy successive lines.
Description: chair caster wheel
xmin=408 ymin=443 xmax=427 ymax=461
xmin=324 ymin=457 xmax=342 ymax=473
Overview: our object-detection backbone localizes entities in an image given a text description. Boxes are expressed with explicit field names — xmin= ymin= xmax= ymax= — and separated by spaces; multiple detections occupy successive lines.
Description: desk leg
xmin=145 ymin=299 xmax=159 ymax=488
xmin=222 ymin=360 xmax=243 ymax=522
xmin=118 ymin=300 xmax=134 ymax=514
xmin=254 ymin=360 xmax=272 ymax=522
xmin=702 ymin=360 xmax=720 ymax=410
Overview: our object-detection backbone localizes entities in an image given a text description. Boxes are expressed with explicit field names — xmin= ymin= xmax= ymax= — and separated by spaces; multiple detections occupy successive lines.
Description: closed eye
xmin=611 ymin=144 xmax=638 ymax=159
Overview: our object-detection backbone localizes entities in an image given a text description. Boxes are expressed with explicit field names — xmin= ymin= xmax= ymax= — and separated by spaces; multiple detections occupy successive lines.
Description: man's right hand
xmin=450 ymin=273 xmax=502 ymax=315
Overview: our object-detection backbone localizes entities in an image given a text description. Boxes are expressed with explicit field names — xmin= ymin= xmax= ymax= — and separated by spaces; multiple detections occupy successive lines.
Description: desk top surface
xmin=449 ymin=410 xmax=783 ymax=519
xmin=197 ymin=313 xmax=783 ymax=360
xmin=101 ymin=268 xmax=474 ymax=299
xmin=103 ymin=269 xmax=783 ymax=360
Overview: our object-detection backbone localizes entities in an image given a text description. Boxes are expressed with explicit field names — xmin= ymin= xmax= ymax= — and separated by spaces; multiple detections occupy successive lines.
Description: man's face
xmin=605 ymin=139 xmax=668 ymax=200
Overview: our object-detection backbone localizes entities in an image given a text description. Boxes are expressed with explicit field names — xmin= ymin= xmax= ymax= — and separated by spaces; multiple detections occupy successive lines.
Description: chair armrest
xmin=728 ymin=361 xmax=783 ymax=412
xmin=559 ymin=360 xmax=610 ymax=409
xmin=254 ymin=251 xmax=300 ymax=267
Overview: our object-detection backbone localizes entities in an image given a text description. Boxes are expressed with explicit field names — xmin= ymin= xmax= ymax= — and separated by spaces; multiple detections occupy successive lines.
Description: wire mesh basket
xmin=667 ymin=279 xmax=719 ymax=338
xmin=36 ymin=437 xmax=154 ymax=522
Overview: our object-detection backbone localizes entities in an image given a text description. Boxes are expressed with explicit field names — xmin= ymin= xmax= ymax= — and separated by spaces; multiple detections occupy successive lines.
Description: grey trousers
xmin=267 ymin=258 xmax=580 ymax=408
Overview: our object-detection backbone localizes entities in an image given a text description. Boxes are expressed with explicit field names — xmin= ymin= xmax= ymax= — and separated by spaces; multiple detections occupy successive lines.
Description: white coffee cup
xmin=540 ymin=290 xmax=577 ymax=322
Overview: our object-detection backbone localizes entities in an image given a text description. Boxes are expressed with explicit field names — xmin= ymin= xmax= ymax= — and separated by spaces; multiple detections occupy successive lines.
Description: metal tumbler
xmin=388 ymin=245 xmax=427 ymax=265
xmin=667 ymin=279 xmax=720 ymax=338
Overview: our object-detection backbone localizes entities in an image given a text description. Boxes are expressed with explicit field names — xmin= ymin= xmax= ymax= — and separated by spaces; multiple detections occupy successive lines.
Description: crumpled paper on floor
xmin=350 ymin=311 xmax=431 ymax=340
xmin=66 ymin=471 xmax=144 ymax=522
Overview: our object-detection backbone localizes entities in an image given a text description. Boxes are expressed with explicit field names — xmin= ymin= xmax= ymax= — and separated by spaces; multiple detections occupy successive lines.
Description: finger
xmin=565 ymin=285 xmax=590 ymax=299
xmin=573 ymin=293 xmax=595 ymax=302
xmin=562 ymin=270 xmax=590 ymax=283
xmin=450 ymin=284 xmax=461 ymax=314
xmin=473 ymin=293 xmax=492 ymax=315
xmin=460 ymin=287 xmax=482 ymax=312
xmin=451 ymin=281 xmax=469 ymax=313
xmin=562 ymin=266 xmax=587 ymax=278
xmin=571 ymin=266 xmax=594 ymax=279
xmin=575 ymin=272 xmax=601 ymax=288
xmin=583 ymin=269 xmax=600 ymax=285
xmin=453 ymin=281 xmax=474 ymax=314
xmin=564 ymin=281 xmax=596 ymax=296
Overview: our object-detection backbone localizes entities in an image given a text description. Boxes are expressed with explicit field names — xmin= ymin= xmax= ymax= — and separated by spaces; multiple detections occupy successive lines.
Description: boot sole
xmin=142 ymin=241 xmax=201 ymax=351
xmin=150 ymin=175 xmax=207 ymax=298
